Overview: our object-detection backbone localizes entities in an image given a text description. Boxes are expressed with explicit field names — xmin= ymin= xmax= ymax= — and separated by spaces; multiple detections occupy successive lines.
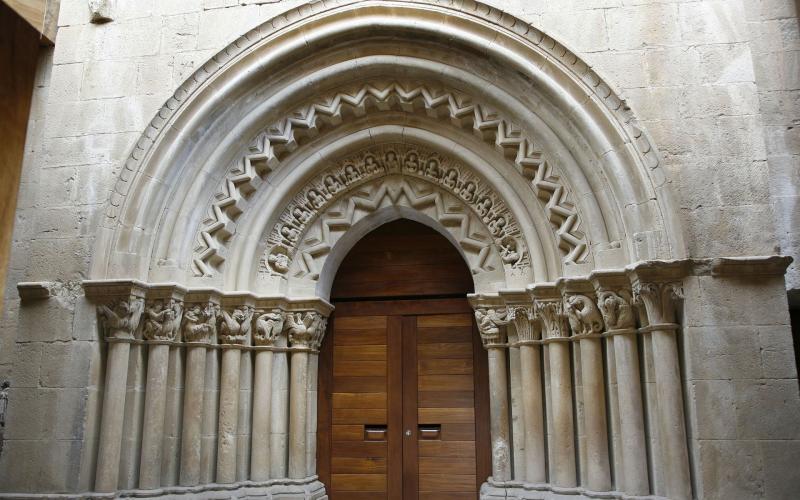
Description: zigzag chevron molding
xmin=192 ymin=82 xmax=588 ymax=276
xmin=257 ymin=144 xmax=530 ymax=283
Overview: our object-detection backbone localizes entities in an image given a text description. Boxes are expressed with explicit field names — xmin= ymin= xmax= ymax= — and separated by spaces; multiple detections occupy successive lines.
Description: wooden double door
xmin=317 ymin=298 xmax=491 ymax=499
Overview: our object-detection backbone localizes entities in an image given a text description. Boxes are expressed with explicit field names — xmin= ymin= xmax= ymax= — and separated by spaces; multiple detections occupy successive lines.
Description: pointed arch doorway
xmin=316 ymin=219 xmax=492 ymax=499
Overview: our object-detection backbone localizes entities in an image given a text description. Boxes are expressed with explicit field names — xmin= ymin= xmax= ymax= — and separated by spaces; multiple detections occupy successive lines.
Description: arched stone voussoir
xmin=244 ymin=142 xmax=540 ymax=297
xmin=96 ymin=0 xmax=684 ymax=284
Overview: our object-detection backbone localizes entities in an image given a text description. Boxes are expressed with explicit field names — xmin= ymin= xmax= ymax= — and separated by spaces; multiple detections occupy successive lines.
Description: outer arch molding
xmin=93 ymin=0 xmax=685 ymax=288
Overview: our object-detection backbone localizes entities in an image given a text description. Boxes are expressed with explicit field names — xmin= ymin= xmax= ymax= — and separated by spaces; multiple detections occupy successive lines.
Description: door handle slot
xmin=418 ymin=424 xmax=441 ymax=440
xmin=364 ymin=425 xmax=387 ymax=441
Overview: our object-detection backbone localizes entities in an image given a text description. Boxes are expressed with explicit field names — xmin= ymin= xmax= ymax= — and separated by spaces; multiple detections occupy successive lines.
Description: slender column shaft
xmin=217 ymin=347 xmax=241 ymax=483
xmin=519 ymin=344 xmax=545 ymax=483
xmin=487 ymin=346 xmax=511 ymax=481
xmin=250 ymin=350 xmax=274 ymax=480
xmin=270 ymin=350 xmax=289 ymax=478
xmin=549 ymin=341 xmax=576 ymax=487
xmin=95 ymin=341 xmax=131 ymax=492
xmin=508 ymin=345 xmax=525 ymax=480
xmin=288 ymin=350 xmax=309 ymax=478
xmin=579 ymin=337 xmax=611 ymax=491
xmin=651 ymin=328 xmax=691 ymax=499
xmin=614 ymin=332 xmax=649 ymax=494
xmin=139 ymin=343 xmax=170 ymax=489
xmin=161 ymin=346 xmax=184 ymax=486
xmin=306 ymin=352 xmax=320 ymax=476
xmin=180 ymin=345 xmax=207 ymax=485
xmin=200 ymin=348 xmax=220 ymax=483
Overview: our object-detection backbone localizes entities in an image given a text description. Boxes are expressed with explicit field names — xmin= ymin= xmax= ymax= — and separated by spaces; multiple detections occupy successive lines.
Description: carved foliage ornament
xmin=264 ymin=144 xmax=530 ymax=276
xmin=632 ymin=281 xmax=683 ymax=325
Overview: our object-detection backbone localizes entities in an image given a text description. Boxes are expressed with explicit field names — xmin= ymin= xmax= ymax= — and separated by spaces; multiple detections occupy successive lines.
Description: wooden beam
xmin=2 ymin=0 xmax=60 ymax=44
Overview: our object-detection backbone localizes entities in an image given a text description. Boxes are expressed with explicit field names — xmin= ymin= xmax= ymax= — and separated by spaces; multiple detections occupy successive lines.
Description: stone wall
xmin=0 ymin=0 xmax=798 ymax=497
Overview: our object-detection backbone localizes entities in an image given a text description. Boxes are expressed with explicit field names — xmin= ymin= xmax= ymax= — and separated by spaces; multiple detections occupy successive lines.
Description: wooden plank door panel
xmin=415 ymin=313 xmax=480 ymax=499
xmin=321 ymin=301 xmax=490 ymax=500
xmin=329 ymin=314 xmax=390 ymax=500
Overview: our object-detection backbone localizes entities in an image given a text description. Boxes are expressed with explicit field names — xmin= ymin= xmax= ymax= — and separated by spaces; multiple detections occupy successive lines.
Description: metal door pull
xmin=364 ymin=425 xmax=387 ymax=441
xmin=418 ymin=424 xmax=441 ymax=440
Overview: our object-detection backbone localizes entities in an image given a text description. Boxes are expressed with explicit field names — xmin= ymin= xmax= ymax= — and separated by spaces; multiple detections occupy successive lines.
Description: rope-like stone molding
xmin=258 ymin=143 xmax=530 ymax=280
xmin=193 ymin=81 xmax=585 ymax=276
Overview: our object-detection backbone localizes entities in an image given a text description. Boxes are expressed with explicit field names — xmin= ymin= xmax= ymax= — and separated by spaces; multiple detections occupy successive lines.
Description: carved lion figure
xmin=565 ymin=294 xmax=604 ymax=336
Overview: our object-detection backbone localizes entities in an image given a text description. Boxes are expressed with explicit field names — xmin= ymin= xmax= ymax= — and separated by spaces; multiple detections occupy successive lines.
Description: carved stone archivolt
xmin=191 ymin=82 xmax=589 ymax=277
xmin=259 ymin=144 xmax=531 ymax=284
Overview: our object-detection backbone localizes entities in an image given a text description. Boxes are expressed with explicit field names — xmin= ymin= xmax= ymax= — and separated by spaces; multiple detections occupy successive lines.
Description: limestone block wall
xmin=0 ymin=0 xmax=798 ymax=498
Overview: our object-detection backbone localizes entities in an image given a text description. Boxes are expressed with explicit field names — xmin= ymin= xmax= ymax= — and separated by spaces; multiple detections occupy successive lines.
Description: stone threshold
xmin=0 ymin=478 xmax=326 ymax=500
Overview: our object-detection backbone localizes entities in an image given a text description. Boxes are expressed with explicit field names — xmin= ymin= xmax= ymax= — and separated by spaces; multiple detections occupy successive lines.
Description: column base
xmin=481 ymin=479 xmax=668 ymax=500
xmin=0 ymin=478 xmax=326 ymax=499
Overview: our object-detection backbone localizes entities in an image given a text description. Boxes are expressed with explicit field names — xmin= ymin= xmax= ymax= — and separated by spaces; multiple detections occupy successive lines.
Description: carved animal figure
xmin=255 ymin=310 xmax=285 ymax=346
xmin=284 ymin=311 xmax=321 ymax=347
xmin=597 ymin=290 xmax=635 ymax=330
xmin=474 ymin=308 xmax=509 ymax=343
xmin=565 ymin=294 xmax=604 ymax=336
xmin=142 ymin=299 xmax=182 ymax=341
xmin=182 ymin=303 xmax=217 ymax=342
xmin=219 ymin=306 xmax=253 ymax=344
xmin=98 ymin=298 xmax=142 ymax=339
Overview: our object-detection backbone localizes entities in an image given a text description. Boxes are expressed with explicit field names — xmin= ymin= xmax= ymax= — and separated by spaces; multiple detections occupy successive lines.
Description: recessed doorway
xmin=317 ymin=219 xmax=492 ymax=499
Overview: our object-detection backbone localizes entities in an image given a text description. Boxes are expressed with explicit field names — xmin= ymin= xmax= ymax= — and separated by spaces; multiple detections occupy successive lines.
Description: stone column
xmin=501 ymin=291 xmax=546 ymax=484
xmin=250 ymin=306 xmax=285 ymax=480
xmin=593 ymin=273 xmax=649 ymax=495
xmin=139 ymin=288 xmax=184 ymax=489
xmin=532 ymin=285 xmax=576 ymax=487
xmin=179 ymin=295 xmax=218 ymax=486
xmin=216 ymin=299 xmax=254 ymax=483
xmin=83 ymin=282 xmax=146 ymax=493
xmin=306 ymin=316 xmax=327 ymax=476
xmin=630 ymin=265 xmax=692 ymax=500
xmin=472 ymin=301 xmax=512 ymax=481
xmin=285 ymin=309 xmax=328 ymax=479
xmin=561 ymin=281 xmax=611 ymax=492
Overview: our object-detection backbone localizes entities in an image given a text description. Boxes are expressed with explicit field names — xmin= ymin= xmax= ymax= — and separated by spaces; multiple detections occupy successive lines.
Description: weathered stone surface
xmin=2 ymin=0 xmax=800 ymax=498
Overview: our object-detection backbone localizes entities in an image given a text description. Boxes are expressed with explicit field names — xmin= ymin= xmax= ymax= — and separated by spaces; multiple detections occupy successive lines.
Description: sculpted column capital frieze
xmin=529 ymin=284 xmax=572 ymax=340
xmin=468 ymin=294 xmax=510 ymax=347
xmin=83 ymin=280 xmax=148 ymax=341
xmin=218 ymin=294 xmax=257 ymax=345
xmin=590 ymin=271 xmax=636 ymax=331
xmin=499 ymin=290 xmax=539 ymax=343
xmin=141 ymin=284 xmax=186 ymax=342
xmin=285 ymin=297 xmax=333 ymax=350
xmin=182 ymin=289 xmax=222 ymax=344
xmin=557 ymin=278 xmax=604 ymax=337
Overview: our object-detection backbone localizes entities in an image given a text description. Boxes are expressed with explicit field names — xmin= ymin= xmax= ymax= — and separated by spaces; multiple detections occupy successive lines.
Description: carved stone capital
xmin=141 ymin=285 xmax=185 ymax=342
xmin=284 ymin=311 xmax=325 ymax=349
xmin=563 ymin=294 xmax=604 ymax=336
xmin=254 ymin=309 xmax=286 ymax=347
xmin=631 ymin=281 xmax=683 ymax=326
xmin=218 ymin=296 xmax=256 ymax=345
xmin=529 ymin=284 xmax=569 ymax=339
xmin=595 ymin=289 xmax=636 ymax=330
xmin=83 ymin=280 xmax=148 ymax=341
